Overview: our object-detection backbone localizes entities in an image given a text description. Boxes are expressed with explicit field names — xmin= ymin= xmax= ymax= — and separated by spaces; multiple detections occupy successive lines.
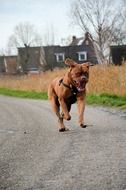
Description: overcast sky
xmin=0 ymin=0 xmax=82 ymax=51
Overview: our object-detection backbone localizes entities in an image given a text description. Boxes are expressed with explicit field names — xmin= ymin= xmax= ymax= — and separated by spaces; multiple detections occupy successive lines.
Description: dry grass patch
xmin=88 ymin=63 xmax=126 ymax=96
xmin=0 ymin=63 xmax=126 ymax=96
xmin=0 ymin=69 xmax=66 ymax=92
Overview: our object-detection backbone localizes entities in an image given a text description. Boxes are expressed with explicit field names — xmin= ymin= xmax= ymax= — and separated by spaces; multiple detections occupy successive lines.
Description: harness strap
xmin=59 ymin=78 xmax=78 ymax=95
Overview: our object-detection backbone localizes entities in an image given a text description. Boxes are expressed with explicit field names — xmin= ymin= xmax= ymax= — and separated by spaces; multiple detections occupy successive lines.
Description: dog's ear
xmin=65 ymin=58 xmax=76 ymax=67
xmin=89 ymin=62 xmax=94 ymax=66
xmin=82 ymin=62 xmax=94 ymax=68
xmin=88 ymin=62 xmax=95 ymax=66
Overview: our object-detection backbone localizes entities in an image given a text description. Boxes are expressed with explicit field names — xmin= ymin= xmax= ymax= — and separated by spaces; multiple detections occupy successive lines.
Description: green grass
xmin=0 ymin=88 xmax=126 ymax=108
xmin=0 ymin=88 xmax=48 ymax=100
xmin=87 ymin=93 xmax=126 ymax=109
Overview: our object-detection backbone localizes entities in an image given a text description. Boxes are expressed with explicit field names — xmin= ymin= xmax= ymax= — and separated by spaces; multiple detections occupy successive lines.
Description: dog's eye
xmin=75 ymin=72 xmax=81 ymax=77
xmin=83 ymin=72 xmax=89 ymax=78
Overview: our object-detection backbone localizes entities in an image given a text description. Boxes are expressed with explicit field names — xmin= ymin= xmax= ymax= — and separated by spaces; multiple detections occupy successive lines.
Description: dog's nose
xmin=81 ymin=75 xmax=87 ymax=80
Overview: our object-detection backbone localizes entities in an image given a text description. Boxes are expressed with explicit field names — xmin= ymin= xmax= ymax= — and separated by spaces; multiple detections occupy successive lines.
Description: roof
xmin=69 ymin=32 xmax=94 ymax=46
xmin=69 ymin=36 xmax=84 ymax=46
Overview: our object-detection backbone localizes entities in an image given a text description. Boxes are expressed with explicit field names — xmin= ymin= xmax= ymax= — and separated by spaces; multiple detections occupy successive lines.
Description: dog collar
xmin=59 ymin=79 xmax=78 ymax=95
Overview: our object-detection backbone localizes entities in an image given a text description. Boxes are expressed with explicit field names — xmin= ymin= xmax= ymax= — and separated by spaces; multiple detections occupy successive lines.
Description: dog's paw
xmin=64 ymin=114 xmax=71 ymax=121
xmin=59 ymin=128 xmax=69 ymax=132
xmin=61 ymin=113 xmax=71 ymax=120
xmin=66 ymin=115 xmax=71 ymax=120
xmin=80 ymin=124 xmax=87 ymax=128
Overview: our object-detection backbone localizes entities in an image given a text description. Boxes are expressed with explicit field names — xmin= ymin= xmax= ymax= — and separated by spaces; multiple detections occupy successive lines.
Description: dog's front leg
xmin=59 ymin=98 xmax=71 ymax=120
xmin=77 ymin=95 xmax=86 ymax=128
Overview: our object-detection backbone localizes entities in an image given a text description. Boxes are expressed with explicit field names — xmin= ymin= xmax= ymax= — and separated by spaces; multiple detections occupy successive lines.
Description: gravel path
xmin=0 ymin=95 xmax=126 ymax=190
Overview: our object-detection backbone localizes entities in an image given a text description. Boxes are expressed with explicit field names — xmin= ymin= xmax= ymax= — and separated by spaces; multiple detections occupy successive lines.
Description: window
xmin=77 ymin=51 xmax=87 ymax=61
xmin=55 ymin=53 xmax=65 ymax=62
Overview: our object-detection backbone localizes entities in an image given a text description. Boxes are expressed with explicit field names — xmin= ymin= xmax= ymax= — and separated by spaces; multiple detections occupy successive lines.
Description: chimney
xmin=72 ymin=36 xmax=76 ymax=41
xmin=71 ymin=36 xmax=77 ymax=45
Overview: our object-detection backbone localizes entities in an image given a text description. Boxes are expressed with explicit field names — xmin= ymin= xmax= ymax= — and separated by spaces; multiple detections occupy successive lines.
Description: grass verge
xmin=0 ymin=88 xmax=126 ymax=108
xmin=0 ymin=88 xmax=48 ymax=100
xmin=87 ymin=93 xmax=126 ymax=109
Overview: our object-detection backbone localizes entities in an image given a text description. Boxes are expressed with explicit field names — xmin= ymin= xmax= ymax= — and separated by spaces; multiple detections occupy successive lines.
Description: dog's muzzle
xmin=74 ymin=77 xmax=88 ymax=92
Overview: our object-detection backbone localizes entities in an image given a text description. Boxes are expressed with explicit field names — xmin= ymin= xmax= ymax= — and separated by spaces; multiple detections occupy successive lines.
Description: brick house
xmin=0 ymin=56 xmax=5 ymax=73
xmin=18 ymin=46 xmax=46 ymax=73
xmin=0 ymin=32 xmax=98 ymax=74
xmin=18 ymin=32 xmax=98 ymax=73
xmin=0 ymin=56 xmax=17 ymax=74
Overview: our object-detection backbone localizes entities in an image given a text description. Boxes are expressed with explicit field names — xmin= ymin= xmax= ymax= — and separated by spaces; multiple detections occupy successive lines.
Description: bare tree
xmin=7 ymin=22 xmax=43 ymax=54
xmin=70 ymin=0 xmax=126 ymax=61
xmin=42 ymin=24 xmax=56 ymax=46
xmin=60 ymin=36 xmax=72 ymax=46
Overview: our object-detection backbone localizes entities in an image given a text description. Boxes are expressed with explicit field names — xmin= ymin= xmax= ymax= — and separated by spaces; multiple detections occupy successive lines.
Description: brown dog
xmin=48 ymin=58 xmax=92 ymax=132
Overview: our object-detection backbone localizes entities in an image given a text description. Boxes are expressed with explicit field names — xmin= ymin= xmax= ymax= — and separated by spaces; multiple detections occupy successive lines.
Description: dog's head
xmin=65 ymin=58 xmax=93 ymax=92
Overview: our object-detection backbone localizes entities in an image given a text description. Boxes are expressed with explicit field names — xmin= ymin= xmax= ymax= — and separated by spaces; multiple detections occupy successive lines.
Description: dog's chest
xmin=65 ymin=94 xmax=77 ymax=105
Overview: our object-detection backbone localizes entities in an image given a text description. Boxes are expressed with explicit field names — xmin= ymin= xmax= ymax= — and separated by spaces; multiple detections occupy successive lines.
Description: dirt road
xmin=0 ymin=95 xmax=126 ymax=190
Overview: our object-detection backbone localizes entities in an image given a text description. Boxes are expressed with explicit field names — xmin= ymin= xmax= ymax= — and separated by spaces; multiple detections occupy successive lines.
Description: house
xmin=0 ymin=56 xmax=17 ymax=74
xmin=110 ymin=45 xmax=126 ymax=65
xmin=0 ymin=32 xmax=98 ymax=74
xmin=18 ymin=46 xmax=46 ymax=73
xmin=69 ymin=32 xmax=98 ymax=64
xmin=18 ymin=32 xmax=98 ymax=73
xmin=0 ymin=56 xmax=5 ymax=73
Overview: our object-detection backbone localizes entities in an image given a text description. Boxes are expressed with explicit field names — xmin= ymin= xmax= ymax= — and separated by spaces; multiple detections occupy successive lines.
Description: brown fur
xmin=48 ymin=58 xmax=92 ymax=132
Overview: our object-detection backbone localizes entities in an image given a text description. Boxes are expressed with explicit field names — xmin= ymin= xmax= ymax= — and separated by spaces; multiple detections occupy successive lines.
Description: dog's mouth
xmin=74 ymin=80 xmax=86 ymax=92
